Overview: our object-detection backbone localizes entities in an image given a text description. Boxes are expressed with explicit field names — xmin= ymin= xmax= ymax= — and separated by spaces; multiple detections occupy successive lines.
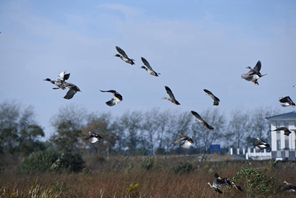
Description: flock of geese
xmin=207 ymin=173 xmax=296 ymax=194
xmin=207 ymin=173 xmax=243 ymax=194
xmin=43 ymin=46 xmax=296 ymax=148
xmin=44 ymin=46 xmax=296 ymax=194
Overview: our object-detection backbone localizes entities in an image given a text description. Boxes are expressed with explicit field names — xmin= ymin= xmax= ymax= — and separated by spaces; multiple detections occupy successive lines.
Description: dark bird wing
xmin=174 ymin=133 xmax=193 ymax=144
xmin=63 ymin=83 xmax=81 ymax=100
xmin=274 ymin=127 xmax=291 ymax=136
xmin=105 ymin=98 xmax=118 ymax=106
xmin=232 ymin=182 xmax=243 ymax=191
xmin=115 ymin=46 xmax=129 ymax=59
xmin=279 ymin=96 xmax=295 ymax=106
xmin=274 ymin=127 xmax=289 ymax=132
xmin=165 ymin=86 xmax=177 ymax=101
xmin=254 ymin=138 xmax=269 ymax=147
xmin=100 ymin=90 xmax=123 ymax=106
xmin=141 ymin=57 xmax=153 ymax=70
xmin=204 ymin=89 xmax=220 ymax=106
xmin=253 ymin=60 xmax=261 ymax=72
xmin=216 ymin=188 xmax=223 ymax=194
xmin=191 ymin=111 xmax=214 ymax=130
xmin=63 ymin=73 xmax=70 ymax=81
xmin=279 ymin=96 xmax=290 ymax=103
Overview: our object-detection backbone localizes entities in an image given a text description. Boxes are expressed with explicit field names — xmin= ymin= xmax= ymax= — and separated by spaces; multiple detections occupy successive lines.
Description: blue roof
xmin=266 ymin=111 xmax=296 ymax=121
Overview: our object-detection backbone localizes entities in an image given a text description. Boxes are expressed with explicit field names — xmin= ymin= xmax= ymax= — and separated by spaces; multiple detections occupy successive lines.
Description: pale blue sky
xmin=0 ymin=0 xmax=296 ymax=138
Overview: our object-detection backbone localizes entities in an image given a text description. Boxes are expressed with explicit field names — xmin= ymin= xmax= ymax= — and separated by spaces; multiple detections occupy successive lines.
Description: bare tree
xmin=248 ymin=107 xmax=281 ymax=144
xmin=226 ymin=108 xmax=250 ymax=148
xmin=142 ymin=108 xmax=161 ymax=155
xmin=114 ymin=110 xmax=143 ymax=155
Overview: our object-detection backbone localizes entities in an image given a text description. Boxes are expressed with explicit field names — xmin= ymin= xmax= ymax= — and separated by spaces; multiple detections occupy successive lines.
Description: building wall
xmin=270 ymin=119 xmax=296 ymax=152
xmin=270 ymin=121 xmax=277 ymax=151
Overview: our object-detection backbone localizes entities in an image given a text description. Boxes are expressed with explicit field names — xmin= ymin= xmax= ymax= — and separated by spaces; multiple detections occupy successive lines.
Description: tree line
xmin=0 ymin=100 xmax=281 ymax=156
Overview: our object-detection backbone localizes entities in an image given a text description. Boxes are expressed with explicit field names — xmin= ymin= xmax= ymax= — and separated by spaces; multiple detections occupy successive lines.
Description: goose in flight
xmin=44 ymin=70 xmax=70 ymax=90
xmin=273 ymin=127 xmax=293 ymax=136
xmin=100 ymin=90 xmax=123 ymax=106
xmin=254 ymin=137 xmax=270 ymax=150
xmin=162 ymin=86 xmax=180 ymax=105
xmin=63 ymin=82 xmax=81 ymax=100
xmin=281 ymin=181 xmax=296 ymax=192
xmin=174 ymin=133 xmax=193 ymax=149
xmin=279 ymin=96 xmax=295 ymax=107
xmin=191 ymin=111 xmax=214 ymax=130
xmin=140 ymin=57 xmax=160 ymax=77
xmin=204 ymin=89 xmax=220 ymax=106
xmin=114 ymin=46 xmax=135 ymax=65
xmin=207 ymin=173 xmax=224 ymax=194
xmin=241 ymin=60 xmax=266 ymax=85
xmin=85 ymin=131 xmax=102 ymax=143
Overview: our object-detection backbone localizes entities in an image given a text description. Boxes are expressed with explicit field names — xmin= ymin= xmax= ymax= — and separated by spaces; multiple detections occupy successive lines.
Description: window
xmin=284 ymin=121 xmax=289 ymax=128
xmin=277 ymin=140 xmax=281 ymax=150
xmin=285 ymin=139 xmax=289 ymax=149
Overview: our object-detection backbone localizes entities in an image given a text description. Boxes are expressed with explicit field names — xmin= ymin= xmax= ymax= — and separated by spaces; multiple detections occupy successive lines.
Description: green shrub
xmin=18 ymin=150 xmax=85 ymax=173
xmin=141 ymin=156 xmax=154 ymax=170
xmin=170 ymin=161 xmax=193 ymax=174
xmin=233 ymin=163 xmax=277 ymax=198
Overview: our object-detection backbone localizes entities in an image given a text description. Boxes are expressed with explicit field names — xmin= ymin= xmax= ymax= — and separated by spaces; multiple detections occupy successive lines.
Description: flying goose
xmin=281 ymin=181 xmax=296 ymax=192
xmin=174 ymin=133 xmax=193 ymax=149
xmin=273 ymin=127 xmax=292 ymax=136
xmin=214 ymin=173 xmax=232 ymax=187
xmin=191 ymin=111 xmax=214 ymax=130
xmin=100 ymin=90 xmax=123 ymax=106
xmin=254 ymin=137 xmax=270 ymax=150
xmin=162 ymin=86 xmax=180 ymax=105
xmin=279 ymin=96 xmax=295 ymax=107
xmin=241 ymin=60 xmax=266 ymax=85
xmin=204 ymin=89 xmax=220 ymax=106
xmin=63 ymin=82 xmax=81 ymax=100
xmin=141 ymin=57 xmax=160 ymax=77
xmin=44 ymin=70 xmax=70 ymax=90
xmin=114 ymin=46 xmax=135 ymax=65
xmin=85 ymin=131 xmax=102 ymax=143
xmin=246 ymin=60 xmax=266 ymax=77
xmin=207 ymin=173 xmax=223 ymax=194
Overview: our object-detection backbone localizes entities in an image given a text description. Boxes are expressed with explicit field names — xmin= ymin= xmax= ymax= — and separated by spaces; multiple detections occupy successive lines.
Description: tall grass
xmin=0 ymin=154 xmax=295 ymax=197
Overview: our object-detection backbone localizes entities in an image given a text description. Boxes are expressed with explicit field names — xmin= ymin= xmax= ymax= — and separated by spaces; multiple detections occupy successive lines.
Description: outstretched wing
xmin=165 ymin=86 xmax=176 ymax=100
xmin=63 ymin=83 xmax=80 ymax=100
xmin=141 ymin=57 xmax=153 ymax=70
xmin=274 ymin=127 xmax=288 ymax=132
xmin=191 ymin=111 xmax=214 ymax=130
xmin=105 ymin=98 xmax=120 ymax=106
xmin=253 ymin=60 xmax=261 ymax=72
xmin=191 ymin=111 xmax=205 ymax=123
xmin=115 ymin=46 xmax=129 ymax=59
xmin=204 ymin=89 xmax=220 ymax=106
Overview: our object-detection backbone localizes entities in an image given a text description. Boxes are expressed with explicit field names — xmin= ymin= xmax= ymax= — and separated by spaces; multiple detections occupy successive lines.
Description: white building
xmin=266 ymin=111 xmax=296 ymax=160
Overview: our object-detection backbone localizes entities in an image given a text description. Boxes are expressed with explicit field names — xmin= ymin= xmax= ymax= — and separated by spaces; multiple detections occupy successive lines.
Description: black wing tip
xmin=191 ymin=110 xmax=197 ymax=114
